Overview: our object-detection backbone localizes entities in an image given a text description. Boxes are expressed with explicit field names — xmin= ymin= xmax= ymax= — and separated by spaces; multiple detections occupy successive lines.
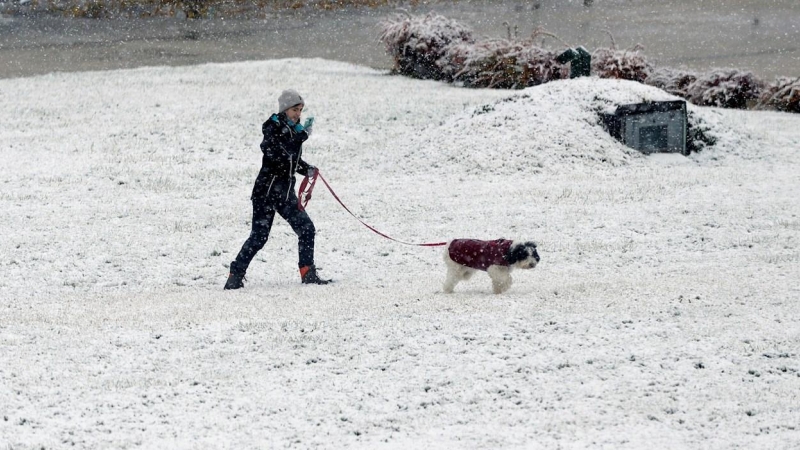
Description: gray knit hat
xmin=278 ymin=89 xmax=304 ymax=113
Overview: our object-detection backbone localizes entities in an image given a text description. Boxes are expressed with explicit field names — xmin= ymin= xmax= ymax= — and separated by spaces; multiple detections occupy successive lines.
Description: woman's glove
xmin=303 ymin=117 xmax=314 ymax=136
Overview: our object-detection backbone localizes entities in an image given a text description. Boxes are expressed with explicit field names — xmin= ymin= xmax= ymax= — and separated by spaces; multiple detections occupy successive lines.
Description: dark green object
xmin=556 ymin=46 xmax=592 ymax=78
xmin=601 ymin=100 xmax=688 ymax=155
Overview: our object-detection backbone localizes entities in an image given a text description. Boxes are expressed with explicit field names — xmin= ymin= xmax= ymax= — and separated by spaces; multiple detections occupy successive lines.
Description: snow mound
xmin=394 ymin=77 xmax=761 ymax=175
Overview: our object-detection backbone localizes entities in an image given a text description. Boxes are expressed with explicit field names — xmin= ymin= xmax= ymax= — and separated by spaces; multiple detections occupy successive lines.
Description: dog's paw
xmin=492 ymin=286 xmax=508 ymax=295
xmin=492 ymin=279 xmax=512 ymax=294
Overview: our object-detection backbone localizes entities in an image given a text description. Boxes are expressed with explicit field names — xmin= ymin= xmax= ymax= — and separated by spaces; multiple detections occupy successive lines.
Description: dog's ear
xmin=526 ymin=241 xmax=537 ymax=249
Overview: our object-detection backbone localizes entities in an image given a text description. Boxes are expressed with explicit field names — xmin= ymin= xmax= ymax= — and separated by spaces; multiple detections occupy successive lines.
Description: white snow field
xmin=1 ymin=59 xmax=799 ymax=449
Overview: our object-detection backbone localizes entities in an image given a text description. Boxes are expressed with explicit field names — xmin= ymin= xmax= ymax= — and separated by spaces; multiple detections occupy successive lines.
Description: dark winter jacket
xmin=448 ymin=239 xmax=513 ymax=271
xmin=251 ymin=113 xmax=314 ymax=201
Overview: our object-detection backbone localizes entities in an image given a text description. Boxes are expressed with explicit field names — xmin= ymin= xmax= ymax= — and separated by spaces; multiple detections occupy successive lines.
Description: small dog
xmin=443 ymin=239 xmax=540 ymax=294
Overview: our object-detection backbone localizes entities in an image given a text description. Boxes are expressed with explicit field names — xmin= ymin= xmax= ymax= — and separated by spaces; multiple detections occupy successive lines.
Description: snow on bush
xmin=443 ymin=38 xmax=568 ymax=88
xmin=685 ymin=69 xmax=765 ymax=109
xmin=647 ymin=68 xmax=778 ymax=112
xmin=591 ymin=44 xmax=653 ymax=83
xmin=645 ymin=67 xmax=698 ymax=98
xmin=757 ymin=76 xmax=800 ymax=113
xmin=379 ymin=14 xmax=568 ymax=88
xmin=378 ymin=12 xmax=474 ymax=80
xmin=379 ymin=14 xmax=799 ymax=115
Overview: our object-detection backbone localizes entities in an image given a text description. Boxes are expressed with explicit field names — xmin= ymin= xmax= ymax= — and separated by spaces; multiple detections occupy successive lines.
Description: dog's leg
xmin=444 ymin=265 xmax=472 ymax=293
xmin=443 ymin=265 xmax=459 ymax=293
xmin=487 ymin=265 xmax=512 ymax=294
xmin=442 ymin=244 xmax=459 ymax=294
xmin=442 ymin=242 xmax=479 ymax=293
xmin=443 ymin=248 xmax=461 ymax=293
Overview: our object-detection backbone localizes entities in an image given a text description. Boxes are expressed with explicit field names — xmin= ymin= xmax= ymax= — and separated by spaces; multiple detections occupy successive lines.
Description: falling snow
xmin=1 ymin=58 xmax=799 ymax=448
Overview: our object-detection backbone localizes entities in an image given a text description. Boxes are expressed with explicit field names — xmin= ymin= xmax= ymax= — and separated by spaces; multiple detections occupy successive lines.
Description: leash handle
xmin=299 ymin=170 xmax=446 ymax=247
xmin=297 ymin=170 xmax=317 ymax=212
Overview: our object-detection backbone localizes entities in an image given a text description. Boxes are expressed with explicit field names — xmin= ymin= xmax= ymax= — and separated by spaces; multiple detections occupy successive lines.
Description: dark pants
xmin=232 ymin=188 xmax=315 ymax=275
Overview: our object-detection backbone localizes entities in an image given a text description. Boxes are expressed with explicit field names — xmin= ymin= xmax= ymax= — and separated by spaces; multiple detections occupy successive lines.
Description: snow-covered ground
xmin=1 ymin=59 xmax=799 ymax=449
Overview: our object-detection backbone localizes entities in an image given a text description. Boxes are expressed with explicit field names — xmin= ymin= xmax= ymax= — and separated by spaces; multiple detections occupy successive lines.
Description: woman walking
xmin=225 ymin=89 xmax=330 ymax=289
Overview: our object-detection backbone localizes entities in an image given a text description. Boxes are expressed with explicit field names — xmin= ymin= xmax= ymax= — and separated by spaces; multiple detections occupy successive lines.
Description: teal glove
xmin=303 ymin=117 xmax=314 ymax=136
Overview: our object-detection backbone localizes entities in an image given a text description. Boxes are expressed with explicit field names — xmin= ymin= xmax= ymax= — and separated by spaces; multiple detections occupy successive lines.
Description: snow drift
xmin=394 ymin=77 xmax=762 ymax=175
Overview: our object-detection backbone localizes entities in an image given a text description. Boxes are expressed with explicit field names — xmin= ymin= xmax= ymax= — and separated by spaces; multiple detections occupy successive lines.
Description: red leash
xmin=298 ymin=171 xmax=446 ymax=247
xmin=297 ymin=170 xmax=317 ymax=211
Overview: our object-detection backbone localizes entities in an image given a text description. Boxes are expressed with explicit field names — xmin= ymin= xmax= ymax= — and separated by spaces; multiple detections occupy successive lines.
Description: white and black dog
xmin=443 ymin=239 xmax=540 ymax=294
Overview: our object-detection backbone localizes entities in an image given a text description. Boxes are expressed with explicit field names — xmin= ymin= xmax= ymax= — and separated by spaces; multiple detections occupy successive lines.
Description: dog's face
xmin=507 ymin=241 xmax=540 ymax=269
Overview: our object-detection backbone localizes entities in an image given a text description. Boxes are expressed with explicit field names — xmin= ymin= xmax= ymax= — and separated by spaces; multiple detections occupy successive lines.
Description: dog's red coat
xmin=448 ymin=239 xmax=513 ymax=271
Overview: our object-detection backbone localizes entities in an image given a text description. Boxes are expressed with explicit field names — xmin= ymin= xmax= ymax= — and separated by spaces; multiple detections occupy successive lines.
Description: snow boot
xmin=300 ymin=265 xmax=331 ymax=285
xmin=224 ymin=261 xmax=246 ymax=290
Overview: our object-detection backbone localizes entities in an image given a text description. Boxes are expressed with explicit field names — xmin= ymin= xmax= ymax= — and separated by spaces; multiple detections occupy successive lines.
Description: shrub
xmin=443 ymin=37 xmax=568 ymax=88
xmin=378 ymin=15 xmax=569 ymax=89
xmin=592 ymin=43 xmax=653 ymax=83
xmin=378 ymin=12 xmax=474 ymax=80
xmin=645 ymin=67 xmax=698 ymax=98
xmin=757 ymin=77 xmax=800 ymax=113
xmin=378 ymin=13 xmax=799 ymax=115
xmin=685 ymin=69 xmax=765 ymax=109
xmin=686 ymin=110 xmax=718 ymax=153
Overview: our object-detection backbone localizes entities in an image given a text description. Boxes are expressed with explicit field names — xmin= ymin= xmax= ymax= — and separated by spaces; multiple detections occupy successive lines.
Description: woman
xmin=225 ymin=89 xmax=330 ymax=289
